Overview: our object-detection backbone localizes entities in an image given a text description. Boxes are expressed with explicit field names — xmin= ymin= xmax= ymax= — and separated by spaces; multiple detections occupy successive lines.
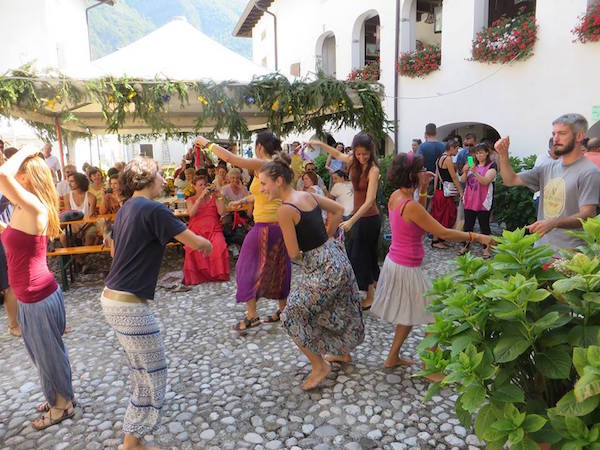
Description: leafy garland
xmin=0 ymin=65 xmax=389 ymax=143
xmin=396 ymin=45 xmax=441 ymax=78
xmin=572 ymin=0 xmax=600 ymax=43
xmin=472 ymin=7 xmax=537 ymax=63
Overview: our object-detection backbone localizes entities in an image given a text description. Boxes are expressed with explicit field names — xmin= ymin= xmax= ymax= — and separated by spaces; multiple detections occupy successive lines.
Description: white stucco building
xmin=234 ymin=0 xmax=600 ymax=157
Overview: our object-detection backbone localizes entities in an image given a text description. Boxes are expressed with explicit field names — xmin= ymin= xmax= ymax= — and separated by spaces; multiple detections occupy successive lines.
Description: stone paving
xmin=0 ymin=240 xmax=490 ymax=450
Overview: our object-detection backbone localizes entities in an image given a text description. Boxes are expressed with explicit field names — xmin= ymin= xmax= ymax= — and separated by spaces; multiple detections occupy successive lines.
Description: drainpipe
xmin=85 ymin=0 xmax=113 ymax=61
xmin=255 ymin=3 xmax=278 ymax=71
xmin=394 ymin=0 xmax=400 ymax=153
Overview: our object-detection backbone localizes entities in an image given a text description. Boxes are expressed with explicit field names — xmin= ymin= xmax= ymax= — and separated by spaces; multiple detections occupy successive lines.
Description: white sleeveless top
xmin=69 ymin=191 xmax=90 ymax=216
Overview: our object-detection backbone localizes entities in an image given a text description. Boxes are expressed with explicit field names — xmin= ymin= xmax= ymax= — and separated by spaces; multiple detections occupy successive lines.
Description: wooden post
xmin=54 ymin=117 xmax=66 ymax=173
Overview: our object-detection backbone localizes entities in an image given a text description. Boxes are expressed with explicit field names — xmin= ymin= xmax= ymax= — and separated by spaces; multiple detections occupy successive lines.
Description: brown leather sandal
xmin=232 ymin=316 xmax=261 ymax=332
xmin=36 ymin=399 xmax=77 ymax=413
xmin=32 ymin=403 xmax=75 ymax=430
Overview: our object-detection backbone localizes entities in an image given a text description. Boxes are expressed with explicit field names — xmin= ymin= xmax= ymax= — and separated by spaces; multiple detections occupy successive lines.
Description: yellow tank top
xmin=250 ymin=176 xmax=281 ymax=223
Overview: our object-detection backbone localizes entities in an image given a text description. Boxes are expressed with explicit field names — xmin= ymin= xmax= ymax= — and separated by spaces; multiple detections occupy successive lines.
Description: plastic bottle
xmin=176 ymin=188 xmax=185 ymax=209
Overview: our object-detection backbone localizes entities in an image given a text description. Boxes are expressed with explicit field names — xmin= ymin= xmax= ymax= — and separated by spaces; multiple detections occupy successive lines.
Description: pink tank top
xmin=1 ymin=226 xmax=58 ymax=303
xmin=387 ymin=198 xmax=425 ymax=267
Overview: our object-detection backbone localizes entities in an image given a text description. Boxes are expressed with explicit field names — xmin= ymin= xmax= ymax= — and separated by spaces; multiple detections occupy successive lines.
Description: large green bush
xmin=418 ymin=215 xmax=600 ymax=449
xmin=493 ymin=154 xmax=537 ymax=230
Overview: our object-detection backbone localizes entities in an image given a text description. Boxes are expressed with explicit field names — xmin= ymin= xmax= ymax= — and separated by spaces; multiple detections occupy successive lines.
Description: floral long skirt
xmin=281 ymin=239 xmax=364 ymax=355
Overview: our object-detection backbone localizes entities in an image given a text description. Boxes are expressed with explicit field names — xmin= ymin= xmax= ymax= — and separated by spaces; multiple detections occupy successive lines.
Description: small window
xmin=261 ymin=29 xmax=267 ymax=41
xmin=261 ymin=57 xmax=267 ymax=67
xmin=139 ymin=144 xmax=153 ymax=158
xmin=488 ymin=0 xmax=536 ymax=26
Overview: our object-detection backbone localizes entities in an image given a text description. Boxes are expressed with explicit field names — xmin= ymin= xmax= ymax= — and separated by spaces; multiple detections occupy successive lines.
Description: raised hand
xmin=494 ymin=136 xmax=510 ymax=159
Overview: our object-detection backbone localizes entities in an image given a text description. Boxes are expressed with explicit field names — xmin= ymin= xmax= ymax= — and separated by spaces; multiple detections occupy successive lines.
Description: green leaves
xmin=494 ymin=336 xmax=531 ymax=363
xmin=554 ymin=391 xmax=600 ymax=417
xmin=418 ymin=214 xmax=600 ymax=448
xmin=534 ymin=347 xmax=572 ymax=379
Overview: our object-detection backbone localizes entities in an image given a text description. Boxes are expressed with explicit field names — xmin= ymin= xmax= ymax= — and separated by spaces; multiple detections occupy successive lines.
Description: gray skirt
xmin=18 ymin=288 xmax=74 ymax=405
xmin=371 ymin=256 xmax=433 ymax=326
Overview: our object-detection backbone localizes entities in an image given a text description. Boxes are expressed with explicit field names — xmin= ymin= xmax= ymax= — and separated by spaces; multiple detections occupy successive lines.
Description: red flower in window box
xmin=471 ymin=7 xmax=537 ymax=64
xmin=347 ymin=59 xmax=380 ymax=82
xmin=396 ymin=45 xmax=441 ymax=78
xmin=572 ymin=0 xmax=600 ymax=43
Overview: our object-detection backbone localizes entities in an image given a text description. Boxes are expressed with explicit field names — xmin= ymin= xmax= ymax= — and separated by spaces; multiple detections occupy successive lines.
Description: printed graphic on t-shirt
xmin=543 ymin=177 xmax=566 ymax=218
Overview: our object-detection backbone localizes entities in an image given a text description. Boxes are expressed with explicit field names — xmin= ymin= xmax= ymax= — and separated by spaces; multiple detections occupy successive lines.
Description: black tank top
xmin=282 ymin=200 xmax=328 ymax=252
xmin=437 ymin=154 xmax=453 ymax=182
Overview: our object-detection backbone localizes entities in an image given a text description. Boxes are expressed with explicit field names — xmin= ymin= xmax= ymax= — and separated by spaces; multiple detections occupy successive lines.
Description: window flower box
xmin=572 ymin=0 xmax=600 ymax=43
xmin=347 ymin=59 xmax=380 ymax=82
xmin=472 ymin=8 xmax=537 ymax=64
xmin=396 ymin=45 xmax=441 ymax=78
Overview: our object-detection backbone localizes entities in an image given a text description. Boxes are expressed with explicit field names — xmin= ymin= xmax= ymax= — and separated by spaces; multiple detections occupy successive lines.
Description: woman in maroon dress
xmin=183 ymin=175 xmax=230 ymax=284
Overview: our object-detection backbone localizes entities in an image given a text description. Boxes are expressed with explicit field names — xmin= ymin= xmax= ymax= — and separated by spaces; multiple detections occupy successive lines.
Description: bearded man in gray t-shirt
xmin=495 ymin=113 xmax=600 ymax=252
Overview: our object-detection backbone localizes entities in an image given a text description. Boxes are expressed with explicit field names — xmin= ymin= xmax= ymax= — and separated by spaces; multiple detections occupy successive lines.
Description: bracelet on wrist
xmin=469 ymin=232 xmax=474 ymax=242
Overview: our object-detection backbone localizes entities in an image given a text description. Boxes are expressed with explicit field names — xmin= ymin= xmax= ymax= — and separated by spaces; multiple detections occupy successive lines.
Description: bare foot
xmin=123 ymin=435 xmax=160 ymax=450
xmin=301 ymin=362 xmax=331 ymax=391
xmin=384 ymin=357 xmax=416 ymax=368
xmin=64 ymin=327 xmax=72 ymax=335
xmin=8 ymin=325 xmax=21 ymax=337
xmin=361 ymin=299 xmax=373 ymax=310
xmin=425 ymin=372 xmax=444 ymax=382
xmin=325 ymin=354 xmax=352 ymax=363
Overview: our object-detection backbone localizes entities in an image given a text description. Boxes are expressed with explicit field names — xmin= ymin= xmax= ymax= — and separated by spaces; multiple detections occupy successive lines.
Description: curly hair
xmin=259 ymin=152 xmax=293 ymax=184
xmin=70 ymin=172 xmax=89 ymax=192
xmin=119 ymin=157 xmax=159 ymax=200
xmin=387 ymin=152 xmax=424 ymax=189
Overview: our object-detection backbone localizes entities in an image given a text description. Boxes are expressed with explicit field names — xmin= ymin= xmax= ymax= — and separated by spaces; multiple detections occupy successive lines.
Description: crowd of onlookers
xmin=413 ymin=116 xmax=600 ymax=257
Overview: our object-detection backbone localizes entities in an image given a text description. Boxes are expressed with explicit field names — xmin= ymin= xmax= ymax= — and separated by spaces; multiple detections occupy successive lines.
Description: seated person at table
xmin=87 ymin=166 xmax=105 ymax=209
xmin=214 ymin=162 xmax=228 ymax=191
xmin=99 ymin=174 xmax=121 ymax=214
xmin=60 ymin=173 xmax=98 ymax=271
xmin=182 ymin=168 xmax=196 ymax=198
xmin=221 ymin=168 xmax=251 ymax=246
xmin=183 ymin=175 xmax=230 ymax=284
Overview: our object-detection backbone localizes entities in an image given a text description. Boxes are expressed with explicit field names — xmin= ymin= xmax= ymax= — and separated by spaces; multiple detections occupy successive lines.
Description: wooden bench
xmin=47 ymin=245 xmax=110 ymax=291
xmin=47 ymin=242 xmax=183 ymax=291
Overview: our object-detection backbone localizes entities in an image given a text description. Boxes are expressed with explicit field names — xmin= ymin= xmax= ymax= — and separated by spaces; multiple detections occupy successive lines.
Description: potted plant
xmin=572 ymin=0 xmax=600 ymax=44
xmin=396 ymin=45 xmax=441 ymax=78
xmin=472 ymin=7 xmax=537 ymax=63
xmin=418 ymin=215 xmax=600 ymax=449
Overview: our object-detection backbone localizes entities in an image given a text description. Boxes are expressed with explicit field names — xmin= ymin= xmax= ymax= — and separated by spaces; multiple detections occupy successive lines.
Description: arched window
xmin=351 ymin=11 xmax=380 ymax=81
xmin=400 ymin=0 xmax=443 ymax=53
xmin=315 ymin=32 xmax=336 ymax=77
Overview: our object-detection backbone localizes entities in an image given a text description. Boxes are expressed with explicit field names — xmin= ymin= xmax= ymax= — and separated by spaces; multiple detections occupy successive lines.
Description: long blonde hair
xmin=18 ymin=156 xmax=61 ymax=238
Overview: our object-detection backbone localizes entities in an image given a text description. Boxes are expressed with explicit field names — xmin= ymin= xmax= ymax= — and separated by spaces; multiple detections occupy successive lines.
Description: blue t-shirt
xmin=417 ymin=141 xmax=445 ymax=172
xmin=106 ymin=196 xmax=187 ymax=299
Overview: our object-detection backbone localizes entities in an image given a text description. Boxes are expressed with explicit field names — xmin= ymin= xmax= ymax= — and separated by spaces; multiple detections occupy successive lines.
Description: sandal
xmin=36 ymin=399 xmax=77 ymax=413
xmin=263 ymin=310 xmax=281 ymax=323
xmin=32 ymin=403 xmax=75 ymax=431
xmin=431 ymin=240 xmax=448 ymax=249
xmin=458 ymin=243 xmax=470 ymax=256
xmin=232 ymin=316 xmax=261 ymax=331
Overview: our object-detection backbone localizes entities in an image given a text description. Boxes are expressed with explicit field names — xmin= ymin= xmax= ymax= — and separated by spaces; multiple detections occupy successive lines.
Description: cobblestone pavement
xmin=0 ymin=240 xmax=489 ymax=450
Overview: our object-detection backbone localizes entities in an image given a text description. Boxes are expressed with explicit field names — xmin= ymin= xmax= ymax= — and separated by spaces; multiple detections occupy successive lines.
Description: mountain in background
xmin=87 ymin=0 xmax=252 ymax=60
